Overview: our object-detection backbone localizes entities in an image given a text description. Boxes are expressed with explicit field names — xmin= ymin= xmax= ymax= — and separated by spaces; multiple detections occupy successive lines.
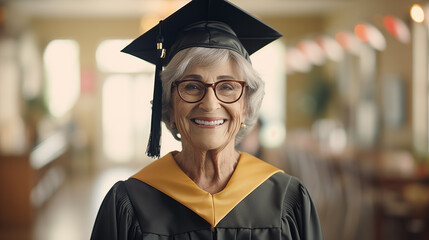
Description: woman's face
xmin=170 ymin=58 xmax=246 ymax=151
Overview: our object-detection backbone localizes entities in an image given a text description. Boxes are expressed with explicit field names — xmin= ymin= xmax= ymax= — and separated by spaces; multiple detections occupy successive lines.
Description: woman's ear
xmin=241 ymin=97 xmax=247 ymax=122
xmin=168 ymin=95 xmax=176 ymax=128
xmin=169 ymin=106 xmax=175 ymax=129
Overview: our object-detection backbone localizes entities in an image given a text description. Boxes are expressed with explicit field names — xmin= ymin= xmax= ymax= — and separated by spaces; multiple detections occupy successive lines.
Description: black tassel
xmin=146 ymin=21 xmax=165 ymax=158
xmin=146 ymin=62 xmax=163 ymax=158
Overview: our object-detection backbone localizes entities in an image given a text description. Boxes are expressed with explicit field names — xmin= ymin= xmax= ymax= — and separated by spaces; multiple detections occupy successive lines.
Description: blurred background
xmin=0 ymin=0 xmax=429 ymax=239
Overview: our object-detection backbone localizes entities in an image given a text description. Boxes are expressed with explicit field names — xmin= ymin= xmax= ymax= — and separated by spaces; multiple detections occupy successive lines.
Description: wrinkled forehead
xmin=180 ymin=47 xmax=244 ymax=70
xmin=182 ymin=51 xmax=244 ymax=81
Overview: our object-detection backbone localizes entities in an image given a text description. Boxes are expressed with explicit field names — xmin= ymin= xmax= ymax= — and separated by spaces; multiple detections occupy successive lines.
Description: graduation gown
xmin=91 ymin=152 xmax=323 ymax=240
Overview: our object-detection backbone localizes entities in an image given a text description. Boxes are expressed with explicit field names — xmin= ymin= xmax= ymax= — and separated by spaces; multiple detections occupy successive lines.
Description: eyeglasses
xmin=172 ymin=80 xmax=247 ymax=103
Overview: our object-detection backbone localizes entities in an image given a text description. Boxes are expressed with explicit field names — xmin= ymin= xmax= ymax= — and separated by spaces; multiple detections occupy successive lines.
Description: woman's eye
xmin=218 ymin=83 xmax=235 ymax=91
xmin=184 ymin=83 xmax=202 ymax=90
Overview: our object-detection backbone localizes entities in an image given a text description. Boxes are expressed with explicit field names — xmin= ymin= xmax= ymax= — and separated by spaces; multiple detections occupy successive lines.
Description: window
xmin=43 ymin=39 xmax=80 ymax=118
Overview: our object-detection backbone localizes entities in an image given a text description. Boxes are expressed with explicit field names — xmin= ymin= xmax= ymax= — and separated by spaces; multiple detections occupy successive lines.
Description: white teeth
xmin=194 ymin=119 xmax=225 ymax=126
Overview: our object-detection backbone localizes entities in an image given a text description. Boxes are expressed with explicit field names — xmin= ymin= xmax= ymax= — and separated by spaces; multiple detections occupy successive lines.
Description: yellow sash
xmin=131 ymin=152 xmax=283 ymax=227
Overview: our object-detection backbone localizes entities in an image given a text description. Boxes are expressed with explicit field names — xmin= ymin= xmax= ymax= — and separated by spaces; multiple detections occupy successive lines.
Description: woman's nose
xmin=199 ymin=87 xmax=220 ymax=111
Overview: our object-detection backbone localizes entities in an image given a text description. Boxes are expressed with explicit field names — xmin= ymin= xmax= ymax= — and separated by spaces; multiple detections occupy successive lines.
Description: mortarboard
xmin=122 ymin=0 xmax=282 ymax=158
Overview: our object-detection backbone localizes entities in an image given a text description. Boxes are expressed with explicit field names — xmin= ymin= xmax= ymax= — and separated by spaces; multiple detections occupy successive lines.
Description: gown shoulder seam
xmin=118 ymin=181 xmax=143 ymax=236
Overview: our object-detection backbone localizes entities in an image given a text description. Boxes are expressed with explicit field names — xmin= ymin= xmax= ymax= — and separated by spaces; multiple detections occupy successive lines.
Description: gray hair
xmin=161 ymin=47 xmax=265 ymax=144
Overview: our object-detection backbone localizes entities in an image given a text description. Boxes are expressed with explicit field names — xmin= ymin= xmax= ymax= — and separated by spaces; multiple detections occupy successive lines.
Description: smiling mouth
xmin=192 ymin=119 xmax=226 ymax=126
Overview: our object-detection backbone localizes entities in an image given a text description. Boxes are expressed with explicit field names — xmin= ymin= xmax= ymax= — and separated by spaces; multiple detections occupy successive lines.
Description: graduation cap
xmin=122 ymin=0 xmax=282 ymax=158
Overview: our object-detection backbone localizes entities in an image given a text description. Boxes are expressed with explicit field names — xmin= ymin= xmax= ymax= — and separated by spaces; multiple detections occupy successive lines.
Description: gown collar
xmin=131 ymin=152 xmax=283 ymax=227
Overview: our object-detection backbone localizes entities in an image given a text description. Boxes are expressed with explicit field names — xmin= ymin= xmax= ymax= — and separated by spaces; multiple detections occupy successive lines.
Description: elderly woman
xmin=91 ymin=0 xmax=323 ymax=239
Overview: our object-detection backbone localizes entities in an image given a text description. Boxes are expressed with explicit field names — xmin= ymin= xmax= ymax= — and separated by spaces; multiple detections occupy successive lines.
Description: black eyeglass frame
xmin=172 ymin=79 xmax=247 ymax=104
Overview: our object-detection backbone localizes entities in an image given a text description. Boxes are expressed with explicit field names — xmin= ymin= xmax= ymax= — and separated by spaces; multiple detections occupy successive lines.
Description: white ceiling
xmin=6 ymin=0 xmax=357 ymax=18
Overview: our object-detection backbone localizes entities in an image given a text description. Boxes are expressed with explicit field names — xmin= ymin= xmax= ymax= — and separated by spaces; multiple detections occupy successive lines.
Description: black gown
xmin=91 ymin=152 xmax=323 ymax=240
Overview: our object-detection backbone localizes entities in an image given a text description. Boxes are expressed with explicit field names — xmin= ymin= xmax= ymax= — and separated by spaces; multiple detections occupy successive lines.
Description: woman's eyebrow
xmin=181 ymin=74 xmax=237 ymax=80
xmin=182 ymin=74 xmax=202 ymax=80
xmin=217 ymin=75 xmax=237 ymax=80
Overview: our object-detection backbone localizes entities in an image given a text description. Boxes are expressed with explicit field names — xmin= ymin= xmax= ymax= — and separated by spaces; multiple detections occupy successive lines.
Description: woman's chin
xmin=186 ymin=136 xmax=231 ymax=152
xmin=192 ymin=141 xmax=225 ymax=152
